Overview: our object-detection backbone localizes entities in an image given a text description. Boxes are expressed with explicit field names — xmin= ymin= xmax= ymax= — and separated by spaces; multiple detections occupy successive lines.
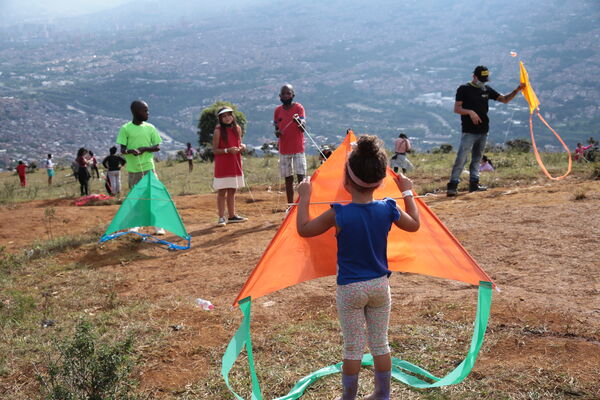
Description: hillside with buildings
xmin=1 ymin=0 xmax=598 ymax=169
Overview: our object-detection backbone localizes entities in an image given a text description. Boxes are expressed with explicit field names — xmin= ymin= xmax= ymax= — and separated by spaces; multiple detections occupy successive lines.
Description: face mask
xmin=280 ymin=97 xmax=293 ymax=106
xmin=473 ymin=78 xmax=486 ymax=89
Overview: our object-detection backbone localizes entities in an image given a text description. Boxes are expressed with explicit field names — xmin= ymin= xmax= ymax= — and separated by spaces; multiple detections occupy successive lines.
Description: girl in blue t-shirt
xmin=297 ymin=135 xmax=420 ymax=400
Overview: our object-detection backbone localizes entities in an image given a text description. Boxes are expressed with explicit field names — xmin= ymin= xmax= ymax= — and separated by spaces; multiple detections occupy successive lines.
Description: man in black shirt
xmin=102 ymin=146 xmax=126 ymax=195
xmin=447 ymin=65 xmax=525 ymax=196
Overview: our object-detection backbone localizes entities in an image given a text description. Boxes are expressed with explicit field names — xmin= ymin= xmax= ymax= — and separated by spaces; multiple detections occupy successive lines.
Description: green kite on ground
xmin=100 ymin=172 xmax=190 ymax=250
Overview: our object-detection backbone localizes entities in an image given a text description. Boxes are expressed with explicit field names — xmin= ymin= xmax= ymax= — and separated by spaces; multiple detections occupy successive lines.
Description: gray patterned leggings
xmin=336 ymin=275 xmax=391 ymax=360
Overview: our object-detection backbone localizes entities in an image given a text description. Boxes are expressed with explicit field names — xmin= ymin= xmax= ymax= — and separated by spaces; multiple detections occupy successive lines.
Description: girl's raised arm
xmin=296 ymin=179 xmax=336 ymax=237
xmin=393 ymin=173 xmax=420 ymax=232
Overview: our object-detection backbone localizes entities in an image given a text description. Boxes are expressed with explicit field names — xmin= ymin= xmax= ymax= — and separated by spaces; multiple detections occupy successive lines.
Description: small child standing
xmin=76 ymin=148 xmax=92 ymax=196
xmin=102 ymin=146 xmax=126 ymax=195
xmin=212 ymin=107 xmax=247 ymax=226
xmin=45 ymin=154 xmax=55 ymax=186
xmin=574 ymin=142 xmax=592 ymax=162
xmin=390 ymin=133 xmax=414 ymax=174
xmin=88 ymin=151 xmax=100 ymax=179
xmin=297 ymin=135 xmax=420 ymax=400
xmin=185 ymin=143 xmax=195 ymax=172
xmin=16 ymin=161 xmax=27 ymax=186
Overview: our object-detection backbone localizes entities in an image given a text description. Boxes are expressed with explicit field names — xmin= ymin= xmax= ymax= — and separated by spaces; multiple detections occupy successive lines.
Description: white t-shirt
xmin=45 ymin=159 xmax=54 ymax=169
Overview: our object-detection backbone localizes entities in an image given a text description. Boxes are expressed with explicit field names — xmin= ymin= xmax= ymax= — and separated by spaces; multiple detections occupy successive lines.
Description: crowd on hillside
xmin=10 ymin=66 xmax=598 ymax=207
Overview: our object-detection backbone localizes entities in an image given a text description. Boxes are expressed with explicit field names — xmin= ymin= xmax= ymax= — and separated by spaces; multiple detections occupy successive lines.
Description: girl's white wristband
xmin=402 ymin=190 xmax=414 ymax=198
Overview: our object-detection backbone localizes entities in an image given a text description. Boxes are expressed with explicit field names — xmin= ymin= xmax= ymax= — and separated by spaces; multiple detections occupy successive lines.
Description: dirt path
xmin=2 ymin=179 xmax=599 ymax=398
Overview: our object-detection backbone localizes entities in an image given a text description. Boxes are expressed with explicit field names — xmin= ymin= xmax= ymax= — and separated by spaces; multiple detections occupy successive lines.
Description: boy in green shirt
xmin=116 ymin=100 xmax=164 ymax=234
xmin=117 ymin=100 xmax=162 ymax=187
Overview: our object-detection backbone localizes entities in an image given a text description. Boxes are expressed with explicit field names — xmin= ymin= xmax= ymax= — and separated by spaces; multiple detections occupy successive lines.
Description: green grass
xmin=1 ymin=152 xmax=597 ymax=204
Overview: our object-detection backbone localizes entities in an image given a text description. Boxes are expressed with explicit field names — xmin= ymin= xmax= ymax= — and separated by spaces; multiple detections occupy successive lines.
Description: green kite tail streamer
xmin=222 ymin=282 xmax=492 ymax=399
xmin=221 ymin=297 xmax=263 ymax=400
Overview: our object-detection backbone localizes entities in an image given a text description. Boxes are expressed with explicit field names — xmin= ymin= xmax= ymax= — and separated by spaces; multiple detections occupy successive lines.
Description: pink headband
xmin=346 ymin=161 xmax=383 ymax=188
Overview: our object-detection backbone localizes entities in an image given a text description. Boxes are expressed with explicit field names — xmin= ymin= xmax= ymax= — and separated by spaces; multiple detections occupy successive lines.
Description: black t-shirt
xmin=455 ymin=83 xmax=500 ymax=134
xmin=102 ymin=155 xmax=126 ymax=171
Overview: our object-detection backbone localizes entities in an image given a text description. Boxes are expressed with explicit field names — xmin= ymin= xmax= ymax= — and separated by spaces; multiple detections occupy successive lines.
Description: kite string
xmin=529 ymin=110 xmax=572 ymax=180
xmin=285 ymin=193 xmax=434 ymax=206
xmin=294 ymin=115 xmax=327 ymax=160
xmin=233 ymin=152 xmax=265 ymax=218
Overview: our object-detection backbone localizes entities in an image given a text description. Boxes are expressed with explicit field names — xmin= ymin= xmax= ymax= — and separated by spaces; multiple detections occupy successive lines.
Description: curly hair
xmin=346 ymin=135 xmax=388 ymax=192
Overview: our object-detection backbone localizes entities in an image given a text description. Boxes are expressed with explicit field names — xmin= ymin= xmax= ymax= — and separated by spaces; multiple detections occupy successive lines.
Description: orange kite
xmin=234 ymin=131 xmax=494 ymax=306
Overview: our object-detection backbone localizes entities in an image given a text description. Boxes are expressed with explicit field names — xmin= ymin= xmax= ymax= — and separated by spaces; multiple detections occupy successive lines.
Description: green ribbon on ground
xmin=222 ymin=281 xmax=492 ymax=399
xmin=221 ymin=297 xmax=263 ymax=400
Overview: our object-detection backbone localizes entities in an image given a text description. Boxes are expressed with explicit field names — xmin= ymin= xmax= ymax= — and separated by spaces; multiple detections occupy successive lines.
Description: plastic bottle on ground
xmin=195 ymin=298 xmax=214 ymax=311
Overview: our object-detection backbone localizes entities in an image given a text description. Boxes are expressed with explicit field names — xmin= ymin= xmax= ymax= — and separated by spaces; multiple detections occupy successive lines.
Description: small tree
xmin=197 ymin=101 xmax=247 ymax=146
xmin=37 ymin=320 xmax=137 ymax=400
xmin=261 ymin=141 xmax=279 ymax=157
xmin=432 ymin=144 xmax=453 ymax=154
xmin=506 ymin=138 xmax=531 ymax=153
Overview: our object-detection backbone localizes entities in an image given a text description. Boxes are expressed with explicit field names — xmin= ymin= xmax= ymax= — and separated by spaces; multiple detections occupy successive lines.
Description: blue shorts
xmin=47 ymin=169 xmax=55 ymax=177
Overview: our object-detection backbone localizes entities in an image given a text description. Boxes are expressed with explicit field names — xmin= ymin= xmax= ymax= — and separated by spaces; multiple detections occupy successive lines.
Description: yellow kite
xmin=519 ymin=61 xmax=571 ymax=180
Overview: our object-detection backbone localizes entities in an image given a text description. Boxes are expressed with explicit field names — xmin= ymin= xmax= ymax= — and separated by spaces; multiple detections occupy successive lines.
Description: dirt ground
xmin=2 ymin=179 xmax=599 ymax=398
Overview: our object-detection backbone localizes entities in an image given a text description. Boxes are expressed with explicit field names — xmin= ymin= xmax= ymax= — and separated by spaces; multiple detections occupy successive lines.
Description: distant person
xmin=75 ymin=148 xmax=92 ymax=196
xmin=479 ymin=155 xmax=494 ymax=172
xmin=390 ymin=133 xmax=414 ymax=174
xmin=102 ymin=146 xmax=126 ymax=195
xmin=116 ymin=100 xmax=164 ymax=235
xmin=45 ymin=154 xmax=55 ymax=186
xmin=16 ymin=160 xmax=27 ymax=187
xmin=274 ymin=84 xmax=306 ymax=205
xmin=70 ymin=160 xmax=79 ymax=181
xmin=574 ymin=142 xmax=592 ymax=162
xmin=212 ymin=107 xmax=247 ymax=226
xmin=447 ymin=65 xmax=525 ymax=196
xmin=319 ymin=145 xmax=333 ymax=164
xmin=296 ymin=135 xmax=420 ymax=400
xmin=88 ymin=151 xmax=100 ymax=179
xmin=185 ymin=142 xmax=195 ymax=172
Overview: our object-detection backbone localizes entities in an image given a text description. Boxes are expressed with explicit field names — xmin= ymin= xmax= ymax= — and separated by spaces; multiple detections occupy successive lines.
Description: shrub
xmin=38 ymin=320 xmax=138 ymax=400
xmin=175 ymin=150 xmax=187 ymax=162
xmin=585 ymin=147 xmax=599 ymax=162
xmin=506 ymin=138 xmax=531 ymax=153
xmin=591 ymin=164 xmax=600 ymax=180
xmin=432 ymin=144 xmax=453 ymax=154
xmin=0 ymin=182 xmax=17 ymax=203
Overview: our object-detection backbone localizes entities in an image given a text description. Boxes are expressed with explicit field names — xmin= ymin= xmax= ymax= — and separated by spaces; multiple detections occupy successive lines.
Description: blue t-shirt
xmin=332 ymin=198 xmax=400 ymax=285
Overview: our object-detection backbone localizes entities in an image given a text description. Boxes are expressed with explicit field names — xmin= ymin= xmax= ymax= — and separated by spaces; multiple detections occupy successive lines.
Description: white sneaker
xmin=217 ymin=217 xmax=226 ymax=227
xmin=154 ymin=227 xmax=166 ymax=235
xmin=129 ymin=227 xmax=140 ymax=233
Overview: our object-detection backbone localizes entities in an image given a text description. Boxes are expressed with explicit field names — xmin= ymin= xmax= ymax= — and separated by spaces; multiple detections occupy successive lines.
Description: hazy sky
xmin=0 ymin=0 xmax=134 ymax=22
xmin=0 ymin=0 xmax=270 ymax=25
